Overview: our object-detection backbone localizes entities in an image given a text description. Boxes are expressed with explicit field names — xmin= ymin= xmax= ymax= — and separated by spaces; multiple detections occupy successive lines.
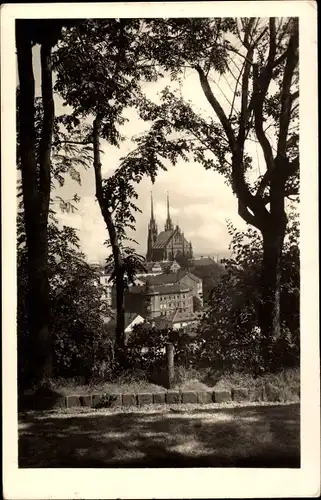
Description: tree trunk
xmin=115 ymin=272 xmax=126 ymax=349
xmin=92 ymin=117 xmax=126 ymax=356
xmin=16 ymin=30 xmax=54 ymax=385
xmin=258 ymin=224 xmax=285 ymax=361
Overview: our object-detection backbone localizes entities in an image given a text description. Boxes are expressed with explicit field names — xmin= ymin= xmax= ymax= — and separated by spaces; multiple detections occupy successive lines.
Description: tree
xmin=16 ymin=18 xmax=92 ymax=386
xmin=175 ymin=252 xmax=191 ymax=271
xmin=201 ymin=210 xmax=299 ymax=373
xmin=51 ymin=259 xmax=113 ymax=382
xmin=192 ymin=295 xmax=203 ymax=312
xmin=134 ymin=18 xmax=299 ymax=352
xmin=16 ymin=20 xmax=59 ymax=382
xmin=105 ymin=247 xmax=147 ymax=288
xmin=18 ymin=204 xmax=113 ymax=386
xmin=53 ymin=19 xmax=165 ymax=354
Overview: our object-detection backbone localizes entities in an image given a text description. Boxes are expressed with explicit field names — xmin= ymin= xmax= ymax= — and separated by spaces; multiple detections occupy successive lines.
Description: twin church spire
xmin=147 ymin=192 xmax=193 ymax=263
xmin=150 ymin=192 xmax=174 ymax=232
xmin=164 ymin=192 xmax=174 ymax=232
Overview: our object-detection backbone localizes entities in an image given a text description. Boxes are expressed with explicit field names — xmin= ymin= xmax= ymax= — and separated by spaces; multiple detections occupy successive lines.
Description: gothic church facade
xmin=146 ymin=194 xmax=193 ymax=262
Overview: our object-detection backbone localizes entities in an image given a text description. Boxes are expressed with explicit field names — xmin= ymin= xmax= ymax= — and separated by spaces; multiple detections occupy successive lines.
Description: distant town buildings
xmin=97 ymin=193 xmax=226 ymax=333
xmin=119 ymin=280 xmax=193 ymax=319
xmin=150 ymin=310 xmax=204 ymax=332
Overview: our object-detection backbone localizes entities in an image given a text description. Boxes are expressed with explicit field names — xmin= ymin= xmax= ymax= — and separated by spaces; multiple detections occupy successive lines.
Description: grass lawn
xmin=19 ymin=402 xmax=300 ymax=468
xmin=34 ymin=367 xmax=300 ymax=399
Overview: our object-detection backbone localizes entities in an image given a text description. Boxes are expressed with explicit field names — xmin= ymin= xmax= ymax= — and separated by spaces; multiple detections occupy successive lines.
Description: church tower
xmin=164 ymin=192 xmax=174 ymax=232
xmin=146 ymin=193 xmax=158 ymax=261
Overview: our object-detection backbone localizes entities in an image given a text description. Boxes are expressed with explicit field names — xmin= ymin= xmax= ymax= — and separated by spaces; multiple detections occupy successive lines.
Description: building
xmin=146 ymin=193 xmax=193 ymax=262
xmin=123 ymin=313 xmax=145 ymax=333
xmin=150 ymin=310 xmax=204 ymax=332
xmin=99 ymin=269 xmax=113 ymax=306
xmin=136 ymin=259 xmax=181 ymax=277
xmin=138 ymin=269 xmax=203 ymax=306
xmin=120 ymin=280 xmax=194 ymax=320
xmin=99 ymin=268 xmax=146 ymax=306
xmin=110 ymin=268 xmax=203 ymax=315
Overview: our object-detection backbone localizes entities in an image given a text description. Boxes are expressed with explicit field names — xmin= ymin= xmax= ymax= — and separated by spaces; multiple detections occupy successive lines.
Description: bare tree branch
xmin=194 ymin=64 xmax=237 ymax=151
xmin=228 ymin=58 xmax=245 ymax=119
xmin=277 ymin=22 xmax=299 ymax=157
xmin=238 ymin=36 xmax=254 ymax=147
xmin=252 ymin=63 xmax=275 ymax=171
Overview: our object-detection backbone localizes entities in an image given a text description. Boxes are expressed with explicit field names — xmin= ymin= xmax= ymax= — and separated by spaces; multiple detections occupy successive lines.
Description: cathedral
xmin=146 ymin=193 xmax=193 ymax=262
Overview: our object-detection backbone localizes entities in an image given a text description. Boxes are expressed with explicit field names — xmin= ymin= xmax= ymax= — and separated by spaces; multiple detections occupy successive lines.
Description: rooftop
xmin=153 ymin=309 xmax=203 ymax=324
xmin=189 ymin=256 xmax=217 ymax=267
xmin=128 ymin=282 xmax=191 ymax=295
xmin=138 ymin=270 xmax=201 ymax=286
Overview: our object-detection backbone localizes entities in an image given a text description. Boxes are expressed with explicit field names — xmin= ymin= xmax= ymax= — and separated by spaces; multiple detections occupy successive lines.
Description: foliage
xmin=105 ymin=247 xmax=147 ymax=290
xmin=17 ymin=210 xmax=114 ymax=384
xmin=17 ymin=84 xmax=97 ymax=385
xmin=17 ymin=90 xmax=93 ymax=194
xmin=174 ymin=253 xmax=191 ymax=271
xmin=129 ymin=17 xmax=299 ymax=341
xmin=193 ymin=295 xmax=203 ymax=312
xmin=200 ymin=211 xmax=300 ymax=374
xmin=50 ymin=258 xmax=113 ymax=381
xmin=53 ymin=18 xmax=170 ymax=237
xmin=93 ymin=393 xmax=118 ymax=409
xmin=125 ymin=324 xmax=204 ymax=374
xmin=53 ymin=19 xmax=159 ymax=137
xmin=53 ymin=19 xmax=169 ymax=350
xmin=137 ymin=18 xmax=299 ymax=209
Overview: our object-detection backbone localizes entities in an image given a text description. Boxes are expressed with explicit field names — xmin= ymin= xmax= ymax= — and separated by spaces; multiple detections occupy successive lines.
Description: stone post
xmin=166 ymin=342 xmax=175 ymax=389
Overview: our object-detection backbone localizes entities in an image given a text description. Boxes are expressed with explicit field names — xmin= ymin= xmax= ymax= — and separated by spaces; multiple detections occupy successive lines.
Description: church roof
xmin=153 ymin=230 xmax=175 ymax=248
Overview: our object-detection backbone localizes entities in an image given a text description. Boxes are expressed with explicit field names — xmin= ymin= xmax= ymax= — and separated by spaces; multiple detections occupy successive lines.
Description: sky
xmin=30 ymin=35 xmax=267 ymax=265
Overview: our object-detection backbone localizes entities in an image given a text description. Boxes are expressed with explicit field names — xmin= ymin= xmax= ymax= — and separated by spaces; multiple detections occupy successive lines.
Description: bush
xmin=125 ymin=324 xmax=204 ymax=374
xmin=18 ymin=232 xmax=116 ymax=386
xmin=195 ymin=216 xmax=300 ymax=376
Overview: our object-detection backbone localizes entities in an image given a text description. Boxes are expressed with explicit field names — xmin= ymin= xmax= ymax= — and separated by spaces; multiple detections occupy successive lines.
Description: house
xmin=169 ymin=260 xmax=181 ymax=273
xmin=119 ymin=281 xmax=194 ymax=320
xmin=105 ymin=312 xmax=145 ymax=333
xmin=124 ymin=313 xmax=145 ymax=333
xmin=98 ymin=269 xmax=113 ymax=306
xmin=136 ymin=260 xmax=181 ymax=277
xmin=150 ymin=310 xmax=203 ymax=333
xmin=138 ymin=269 xmax=203 ymax=306
xmin=98 ymin=268 xmax=147 ymax=306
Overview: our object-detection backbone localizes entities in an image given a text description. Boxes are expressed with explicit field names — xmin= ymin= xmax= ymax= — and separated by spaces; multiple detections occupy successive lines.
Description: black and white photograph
xmin=1 ymin=2 xmax=319 ymax=499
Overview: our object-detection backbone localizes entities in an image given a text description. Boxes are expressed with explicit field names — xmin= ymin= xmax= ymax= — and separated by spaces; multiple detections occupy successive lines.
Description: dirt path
xmin=19 ymin=402 xmax=300 ymax=468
